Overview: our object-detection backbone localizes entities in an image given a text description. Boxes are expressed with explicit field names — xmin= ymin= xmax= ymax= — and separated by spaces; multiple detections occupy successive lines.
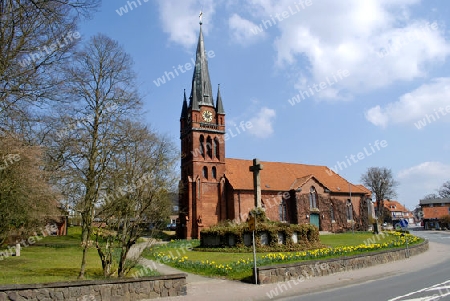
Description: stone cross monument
xmin=249 ymin=158 xmax=263 ymax=208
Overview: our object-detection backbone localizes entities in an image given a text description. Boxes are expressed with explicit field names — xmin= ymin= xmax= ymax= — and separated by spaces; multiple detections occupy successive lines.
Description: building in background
xmin=420 ymin=198 xmax=450 ymax=230
xmin=375 ymin=200 xmax=414 ymax=226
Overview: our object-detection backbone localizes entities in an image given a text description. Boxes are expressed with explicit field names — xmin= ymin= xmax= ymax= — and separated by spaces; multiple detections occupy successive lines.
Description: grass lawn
xmin=0 ymin=226 xmax=159 ymax=285
xmin=0 ymin=227 xmax=102 ymax=285
xmin=0 ymin=229 xmax=421 ymax=284
xmin=320 ymin=231 xmax=391 ymax=247
xmin=143 ymin=231 xmax=422 ymax=281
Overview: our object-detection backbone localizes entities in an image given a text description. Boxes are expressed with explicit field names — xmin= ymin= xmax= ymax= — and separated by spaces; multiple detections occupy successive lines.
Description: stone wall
xmin=255 ymin=240 xmax=428 ymax=284
xmin=0 ymin=274 xmax=187 ymax=301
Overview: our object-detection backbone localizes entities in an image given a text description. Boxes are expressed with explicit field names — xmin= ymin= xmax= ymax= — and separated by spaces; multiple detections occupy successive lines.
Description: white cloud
xmin=292 ymin=69 xmax=353 ymax=102
xmin=155 ymin=0 xmax=216 ymax=48
xmin=397 ymin=162 xmax=450 ymax=204
xmin=247 ymin=107 xmax=276 ymax=138
xmin=228 ymin=14 xmax=266 ymax=46
xmin=398 ymin=161 xmax=450 ymax=179
xmin=156 ymin=0 xmax=450 ymax=100
xmin=365 ymin=77 xmax=450 ymax=128
xmin=246 ymin=0 xmax=450 ymax=98
xmin=365 ymin=105 xmax=390 ymax=128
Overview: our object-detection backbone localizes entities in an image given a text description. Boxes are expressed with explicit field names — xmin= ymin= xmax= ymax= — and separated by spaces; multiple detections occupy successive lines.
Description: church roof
xmin=225 ymin=158 xmax=369 ymax=194
xmin=216 ymin=84 xmax=225 ymax=114
xmin=189 ymin=24 xmax=214 ymax=110
xmin=180 ymin=90 xmax=188 ymax=119
xmin=355 ymin=184 xmax=371 ymax=195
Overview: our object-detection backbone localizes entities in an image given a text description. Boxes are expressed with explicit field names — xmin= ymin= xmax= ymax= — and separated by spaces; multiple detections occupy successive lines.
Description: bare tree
xmin=0 ymin=0 xmax=100 ymax=133
xmin=420 ymin=181 xmax=450 ymax=201
xmin=48 ymin=34 xmax=141 ymax=279
xmin=439 ymin=181 xmax=450 ymax=198
xmin=360 ymin=167 xmax=399 ymax=222
xmin=94 ymin=121 xmax=177 ymax=277
xmin=421 ymin=193 xmax=441 ymax=200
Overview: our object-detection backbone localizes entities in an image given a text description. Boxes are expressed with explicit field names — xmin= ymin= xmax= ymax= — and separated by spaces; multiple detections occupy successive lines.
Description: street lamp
xmin=349 ymin=183 xmax=354 ymax=234
xmin=349 ymin=202 xmax=354 ymax=234
xmin=366 ymin=198 xmax=372 ymax=231
xmin=346 ymin=199 xmax=354 ymax=234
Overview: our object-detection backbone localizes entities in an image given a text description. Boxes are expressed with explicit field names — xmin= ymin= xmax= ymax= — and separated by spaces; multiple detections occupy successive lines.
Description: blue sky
xmin=79 ymin=0 xmax=450 ymax=210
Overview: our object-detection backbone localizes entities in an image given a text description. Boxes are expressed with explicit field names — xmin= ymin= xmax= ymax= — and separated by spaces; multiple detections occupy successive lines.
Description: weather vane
xmin=199 ymin=11 xmax=203 ymax=25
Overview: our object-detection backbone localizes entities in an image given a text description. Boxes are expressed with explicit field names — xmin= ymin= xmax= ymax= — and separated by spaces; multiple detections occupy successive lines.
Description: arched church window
xmin=206 ymin=136 xmax=212 ymax=158
xmin=202 ymin=166 xmax=208 ymax=179
xmin=346 ymin=199 xmax=353 ymax=220
xmin=212 ymin=166 xmax=217 ymax=179
xmin=199 ymin=135 xmax=205 ymax=159
xmin=213 ymin=138 xmax=219 ymax=159
xmin=279 ymin=199 xmax=287 ymax=221
xmin=330 ymin=204 xmax=335 ymax=222
xmin=309 ymin=186 xmax=317 ymax=209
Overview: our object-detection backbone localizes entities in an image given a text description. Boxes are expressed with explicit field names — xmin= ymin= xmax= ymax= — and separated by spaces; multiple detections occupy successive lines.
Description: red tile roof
xmin=355 ymin=184 xmax=372 ymax=195
xmin=375 ymin=200 xmax=410 ymax=213
xmin=423 ymin=207 xmax=450 ymax=219
xmin=225 ymin=158 xmax=369 ymax=194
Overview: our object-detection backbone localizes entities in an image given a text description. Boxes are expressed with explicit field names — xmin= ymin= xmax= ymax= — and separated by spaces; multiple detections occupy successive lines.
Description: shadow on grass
xmin=142 ymin=230 xmax=176 ymax=241
xmin=38 ymin=268 xmax=104 ymax=280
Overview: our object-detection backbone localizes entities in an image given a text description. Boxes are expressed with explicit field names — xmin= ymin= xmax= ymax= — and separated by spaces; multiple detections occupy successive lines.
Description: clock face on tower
xmin=202 ymin=110 xmax=213 ymax=122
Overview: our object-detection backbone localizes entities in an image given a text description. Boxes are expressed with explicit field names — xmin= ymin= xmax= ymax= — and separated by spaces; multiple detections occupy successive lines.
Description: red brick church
xmin=177 ymin=23 xmax=372 ymax=239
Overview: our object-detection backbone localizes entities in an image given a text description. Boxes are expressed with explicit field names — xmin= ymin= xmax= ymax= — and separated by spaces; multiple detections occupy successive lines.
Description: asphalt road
xmin=281 ymin=228 xmax=450 ymax=301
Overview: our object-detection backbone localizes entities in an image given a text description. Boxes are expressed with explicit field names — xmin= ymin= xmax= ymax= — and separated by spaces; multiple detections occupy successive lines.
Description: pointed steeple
xmin=216 ymin=84 xmax=224 ymax=114
xmin=181 ymin=89 xmax=188 ymax=119
xmin=189 ymin=22 xmax=214 ymax=110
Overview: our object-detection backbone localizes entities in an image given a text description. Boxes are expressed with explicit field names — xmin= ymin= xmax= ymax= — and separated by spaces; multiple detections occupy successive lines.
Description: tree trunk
xmin=118 ymin=226 xmax=135 ymax=278
xmin=78 ymin=201 xmax=94 ymax=279
xmin=78 ymin=221 xmax=90 ymax=279
xmin=95 ymin=235 xmax=113 ymax=277
xmin=117 ymin=246 xmax=129 ymax=278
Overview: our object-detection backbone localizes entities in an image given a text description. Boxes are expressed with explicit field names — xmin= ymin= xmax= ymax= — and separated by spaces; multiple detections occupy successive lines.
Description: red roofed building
xmin=420 ymin=198 xmax=450 ymax=229
xmin=374 ymin=200 xmax=414 ymax=225
xmin=177 ymin=23 xmax=372 ymax=239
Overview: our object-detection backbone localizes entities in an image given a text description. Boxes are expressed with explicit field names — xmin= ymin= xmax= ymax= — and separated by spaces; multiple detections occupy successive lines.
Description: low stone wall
xmin=0 ymin=273 xmax=187 ymax=301
xmin=255 ymin=240 xmax=429 ymax=284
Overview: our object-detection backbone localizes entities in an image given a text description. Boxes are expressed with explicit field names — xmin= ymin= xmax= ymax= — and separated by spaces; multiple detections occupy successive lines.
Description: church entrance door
xmin=310 ymin=213 xmax=320 ymax=228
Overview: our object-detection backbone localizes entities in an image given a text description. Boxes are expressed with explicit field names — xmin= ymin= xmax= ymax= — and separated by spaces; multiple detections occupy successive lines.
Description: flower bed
xmin=147 ymin=231 xmax=422 ymax=278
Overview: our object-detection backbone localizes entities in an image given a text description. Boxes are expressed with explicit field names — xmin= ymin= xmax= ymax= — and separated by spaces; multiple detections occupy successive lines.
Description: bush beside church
xmin=199 ymin=221 xmax=322 ymax=252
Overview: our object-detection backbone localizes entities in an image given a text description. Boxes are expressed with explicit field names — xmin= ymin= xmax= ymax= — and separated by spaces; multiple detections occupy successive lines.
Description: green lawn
xmin=320 ymin=231 xmax=392 ymax=247
xmin=0 ymin=226 xmax=160 ymax=285
xmin=0 ymin=229 xmax=419 ymax=284
xmin=0 ymin=227 xmax=102 ymax=285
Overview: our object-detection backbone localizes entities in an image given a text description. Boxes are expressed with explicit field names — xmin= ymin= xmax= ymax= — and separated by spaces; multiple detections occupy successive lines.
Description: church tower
xmin=178 ymin=21 xmax=226 ymax=239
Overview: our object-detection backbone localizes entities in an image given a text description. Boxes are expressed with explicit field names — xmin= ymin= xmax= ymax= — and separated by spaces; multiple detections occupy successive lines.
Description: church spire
xmin=216 ymin=84 xmax=224 ymax=114
xmin=189 ymin=16 xmax=214 ymax=109
xmin=181 ymin=89 xmax=188 ymax=119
